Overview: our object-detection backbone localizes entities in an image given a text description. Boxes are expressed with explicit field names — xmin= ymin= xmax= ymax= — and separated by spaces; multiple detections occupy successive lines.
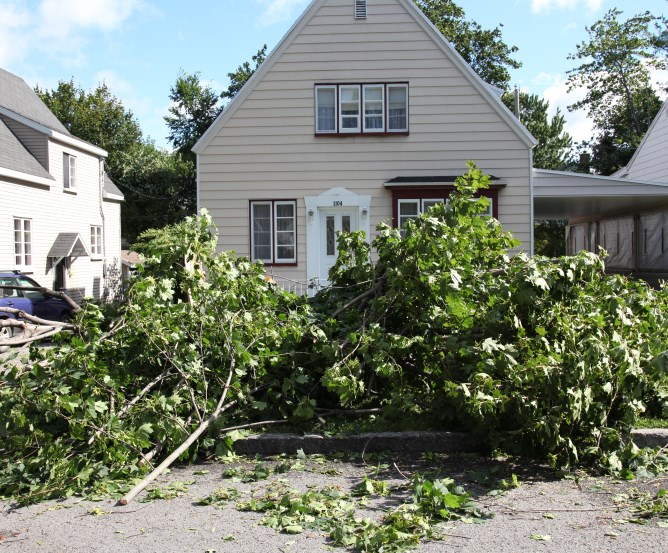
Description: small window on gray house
xmin=63 ymin=153 xmax=76 ymax=190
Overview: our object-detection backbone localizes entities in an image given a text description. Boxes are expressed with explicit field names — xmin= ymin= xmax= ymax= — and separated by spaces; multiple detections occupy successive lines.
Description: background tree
xmin=35 ymin=80 xmax=143 ymax=173
xmin=222 ymin=45 xmax=267 ymax=101
xmin=413 ymin=0 xmax=521 ymax=89
xmin=567 ymin=9 xmax=666 ymax=175
xmin=164 ymin=71 xmax=223 ymax=160
xmin=113 ymin=142 xmax=196 ymax=245
xmin=502 ymin=91 xmax=572 ymax=170
xmin=500 ymin=91 xmax=572 ymax=256
xmin=165 ymin=45 xmax=268 ymax=159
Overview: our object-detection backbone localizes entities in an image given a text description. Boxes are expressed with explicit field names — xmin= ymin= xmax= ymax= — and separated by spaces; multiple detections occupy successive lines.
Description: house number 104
xmin=333 ymin=201 xmax=343 ymax=206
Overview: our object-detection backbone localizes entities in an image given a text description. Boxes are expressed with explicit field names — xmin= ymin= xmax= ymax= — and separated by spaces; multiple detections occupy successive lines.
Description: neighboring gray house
xmin=0 ymin=67 xmax=123 ymax=301
xmin=194 ymin=0 xmax=537 ymax=292
xmin=534 ymin=99 xmax=668 ymax=281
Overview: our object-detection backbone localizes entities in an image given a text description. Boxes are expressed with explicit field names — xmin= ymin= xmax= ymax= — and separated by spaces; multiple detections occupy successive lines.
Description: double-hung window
xmin=14 ymin=217 xmax=32 ymax=269
xmin=63 ymin=153 xmax=76 ymax=191
xmin=315 ymin=82 xmax=408 ymax=135
xmin=398 ymin=199 xmax=445 ymax=228
xmin=363 ymin=85 xmax=384 ymax=132
xmin=91 ymin=225 xmax=103 ymax=256
xmin=316 ymin=86 xmax=337 ymax=132
xmin=250 ymin=200 xmax=297 ymax=264
xmin=339 ymin=85 xmax=361 ymax=133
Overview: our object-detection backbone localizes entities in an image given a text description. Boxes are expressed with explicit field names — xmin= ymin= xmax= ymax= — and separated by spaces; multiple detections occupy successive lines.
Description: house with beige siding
xmin=194 ymin=0 xmax=537 ymax=291
xmin=0 ymin=67 xmax=123 ymax=301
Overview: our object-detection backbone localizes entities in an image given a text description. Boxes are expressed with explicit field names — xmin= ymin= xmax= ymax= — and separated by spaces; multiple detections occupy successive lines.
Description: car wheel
xmin=0 ymin=320 xmax=13 ymax=341
xmin=59 ymin=312 xmax=71 ymax=324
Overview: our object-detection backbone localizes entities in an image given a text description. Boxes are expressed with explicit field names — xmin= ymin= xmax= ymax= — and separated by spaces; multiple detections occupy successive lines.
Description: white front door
xmin=318 ymin=208 xmax=358 ymax=283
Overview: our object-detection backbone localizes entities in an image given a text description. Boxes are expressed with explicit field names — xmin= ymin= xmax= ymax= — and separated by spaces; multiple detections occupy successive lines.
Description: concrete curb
xmin=233 ymin=429 xmax=668 ymax=456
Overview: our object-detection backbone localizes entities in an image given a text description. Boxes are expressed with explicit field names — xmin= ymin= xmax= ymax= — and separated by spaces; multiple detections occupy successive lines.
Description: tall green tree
xmin=35 ymin=80 xmax=143 ymax=172
xmin=164 ymin=71 xmax=223 ymax=159
xmin=222 ymin=45 xmax=267 ymax=101
xmin=113 ymin=142 xmax=196 ymax=245
xmin=567 ymin=9 xmax=666 ymax=174
xmin=165 ymin=46 xmax=268 ymax=158
xmin=413 ymin=0 xmax=521 ymax=89
xmin=501 ymin=91 xmax=572 ymax=170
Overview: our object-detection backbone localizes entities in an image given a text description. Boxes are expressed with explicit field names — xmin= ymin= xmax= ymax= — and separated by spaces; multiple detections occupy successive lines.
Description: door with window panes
xmin=318 ymin=208 xmax=358 ymax=283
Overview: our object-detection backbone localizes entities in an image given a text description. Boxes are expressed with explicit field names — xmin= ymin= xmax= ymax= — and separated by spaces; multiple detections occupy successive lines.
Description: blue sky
xmin=1 ymin=0 xmax=666 ymax=149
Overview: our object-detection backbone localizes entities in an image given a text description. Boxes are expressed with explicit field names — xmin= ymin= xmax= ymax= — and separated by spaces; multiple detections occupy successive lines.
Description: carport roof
xmin=534 ymin=169 xmax=668 ymax=221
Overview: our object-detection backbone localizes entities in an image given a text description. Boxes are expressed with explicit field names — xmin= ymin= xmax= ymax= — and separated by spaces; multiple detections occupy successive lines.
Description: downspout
xmin=529 ymin=149 xmax=535 ymax=256
xmin=99 ymin=158 xmax=107 ymax=292
xmin=196 ymin=153 xmax=201 ymax=214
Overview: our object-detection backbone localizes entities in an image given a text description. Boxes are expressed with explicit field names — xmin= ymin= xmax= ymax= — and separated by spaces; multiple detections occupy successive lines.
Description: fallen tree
xmin=1 ymin=166 xmax=667 ymax=506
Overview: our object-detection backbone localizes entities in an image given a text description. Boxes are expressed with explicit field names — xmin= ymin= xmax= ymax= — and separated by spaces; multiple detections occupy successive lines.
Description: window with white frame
xmin=91 ymin=225 xmax=103 ymax=256
xmin=387 ymin=84 xmax=408 ymax=131
xmin=475 ymin=197 xmax=493 ymax=217
xmin=398 ymin=199 xmax=446 ymax=228
xmin=315 ymin=83 xmax=408 ymax=134
xmin=14 ymin=217 xmax=32 ymax=269
xmin=316 ymin=86 xmax=336 ymax=132
xmin=250 ymin=200 xmax=297 ymax=264
xmin=63 ymin=153 xmax=76 ymax=190
xmin=339 ymin=85 xmax=361 ymax=132
xmin=363 ymin=85 xmax=384 ymax=132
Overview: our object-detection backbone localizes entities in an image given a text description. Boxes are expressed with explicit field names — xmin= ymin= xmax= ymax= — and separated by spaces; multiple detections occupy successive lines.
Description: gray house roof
xmin=0 ymin=68 xmax=71 ymax=134
xmin=0 ymin=117 xmax=53 ymax=181
xmin=104 ymin=173 xmax=124 ymax=199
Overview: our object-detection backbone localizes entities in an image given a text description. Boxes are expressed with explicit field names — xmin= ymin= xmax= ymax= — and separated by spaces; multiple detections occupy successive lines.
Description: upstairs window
xmin=316 ymin=86 xmax=336 ymax=132
xmin=387 ymin=84 xmax=408 ymax=131
xmin=250 ymin=200 xmax=297 ymax=264
xmin=339 ymin=85 xmax=361 ymax=133
xmin=363 ymin=85 xmax=384 ymax=132
xmin=315 ymin=83 xmax=409 ymax=135
xmin=63 ymin=153 xmax=76 ymax=191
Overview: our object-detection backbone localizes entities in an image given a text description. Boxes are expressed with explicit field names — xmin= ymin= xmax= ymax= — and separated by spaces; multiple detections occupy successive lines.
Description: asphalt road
xmin=1 ymin=451 xmax=666 ymax=553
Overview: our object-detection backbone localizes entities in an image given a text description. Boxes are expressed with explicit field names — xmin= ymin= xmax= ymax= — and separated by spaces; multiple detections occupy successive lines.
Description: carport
xmin=533 ymin=169 xmax=668 ymax=281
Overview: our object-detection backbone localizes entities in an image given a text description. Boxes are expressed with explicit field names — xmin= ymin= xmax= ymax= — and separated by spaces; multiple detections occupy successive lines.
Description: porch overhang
xmin=47 ymin=233 xmax=90 ymax=268
xmin=533 ymin=169 xmax=668 ymax=222
xmin=384 ymin=176 xmax=506 ymax=188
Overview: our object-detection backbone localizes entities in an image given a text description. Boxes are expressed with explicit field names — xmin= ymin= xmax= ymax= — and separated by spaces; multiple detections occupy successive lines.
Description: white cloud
xmin=537 ymin=73 xmax=594 ymax=143
xmin=37 ymin=0 xmax=141 ymax=40
xmin=531 ymin=0 xmax=603 ymax=14
xmin=0 ymin=2 xmax=32 ymax=65
xmin=0 ymin=0 xmax=142 ymax=67
xmin=253 ymin=0 xmax=309 ymax=27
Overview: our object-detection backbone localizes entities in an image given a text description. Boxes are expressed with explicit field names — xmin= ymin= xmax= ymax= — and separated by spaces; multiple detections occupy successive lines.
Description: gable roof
xmin=193 ymin=0 xmax=537 ymax=154
xmin=0 ymin=117 xmax=54 ymax=181
xmin=615 ymin=98 xmax=668 ymax=181
xmin=0 ymin=68 xmax=71 ymax=134
xmin=103 ymin=173 xmax=124 ymax=201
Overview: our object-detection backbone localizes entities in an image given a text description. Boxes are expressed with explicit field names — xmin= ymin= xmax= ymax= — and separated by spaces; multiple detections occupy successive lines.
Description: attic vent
xmin=354 ymin=0 xmax=367 ymax=19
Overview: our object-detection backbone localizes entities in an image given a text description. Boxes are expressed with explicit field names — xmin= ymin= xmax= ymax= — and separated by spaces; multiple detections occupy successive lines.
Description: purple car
xmin=0 ymin=271 xmax=72 ymax=340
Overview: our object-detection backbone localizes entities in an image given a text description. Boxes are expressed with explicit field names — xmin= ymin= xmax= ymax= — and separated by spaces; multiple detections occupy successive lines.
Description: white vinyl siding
xmin=63 ymin=153 xmax=76 ymax=190
xmin=250 ymin=200 xmax=297 ymax=263
xmin=91 ymin=225 xmax=103 ymax=256
xmin=13 ymin=217 xmax=32 ymax=269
